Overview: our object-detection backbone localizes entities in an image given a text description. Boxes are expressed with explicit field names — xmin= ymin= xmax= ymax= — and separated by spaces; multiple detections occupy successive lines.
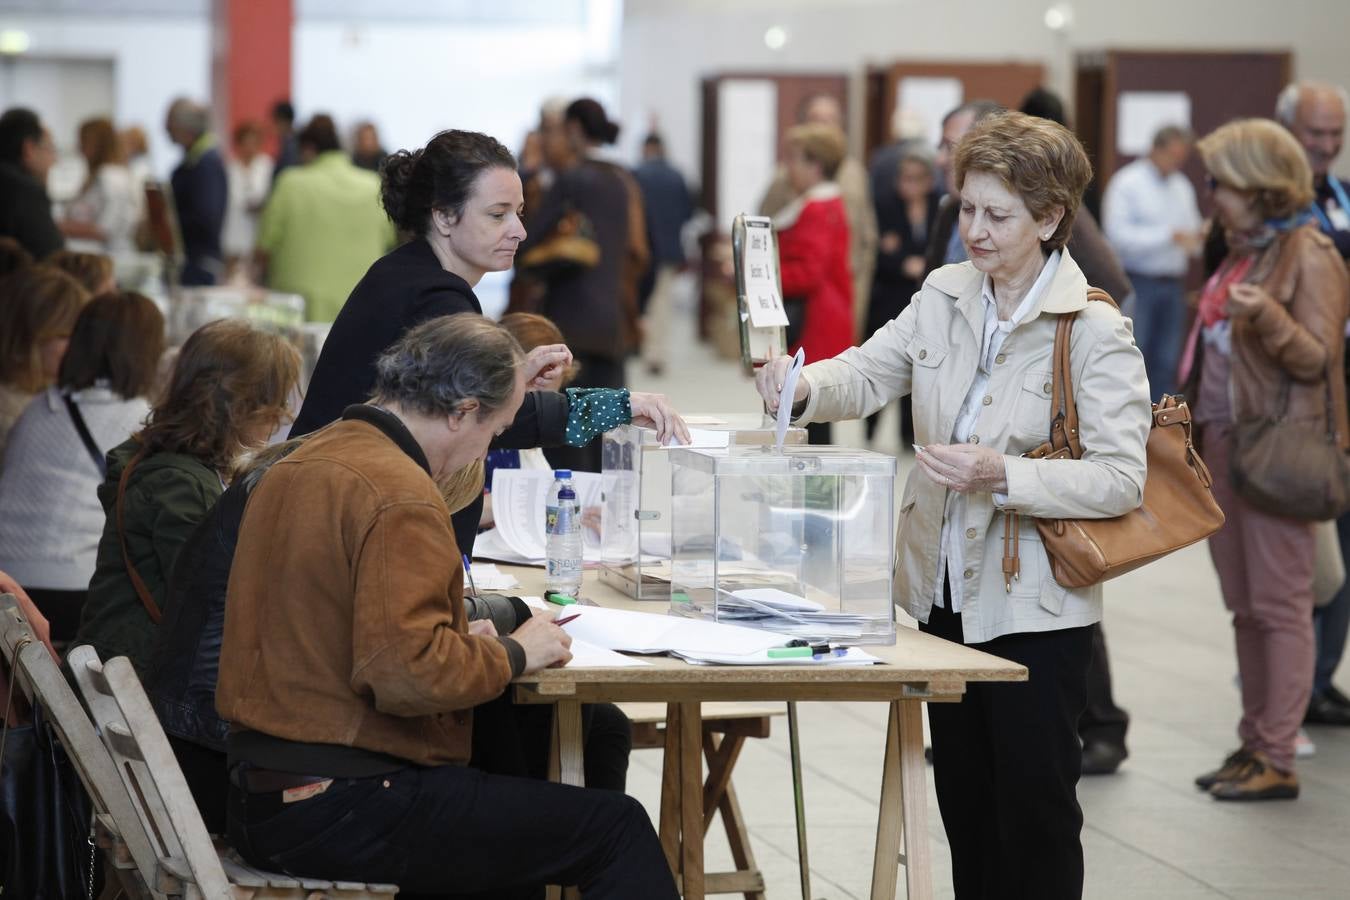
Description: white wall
xmin=0 ymin=14 xmax=210 ymax=181
xmin=621 ymin=0 xmax=1350 ymax=186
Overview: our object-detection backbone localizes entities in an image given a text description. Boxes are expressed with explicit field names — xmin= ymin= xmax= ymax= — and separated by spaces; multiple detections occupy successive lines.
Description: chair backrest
xmin=67 ymin=645 xmax=234 ymax=900
xmin=0 ymin=595 xmax=162 ymax=898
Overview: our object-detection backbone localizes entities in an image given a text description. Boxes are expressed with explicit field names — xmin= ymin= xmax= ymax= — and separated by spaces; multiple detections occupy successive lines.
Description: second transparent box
xmin=668 ymin=445 xmax=896 ymax=645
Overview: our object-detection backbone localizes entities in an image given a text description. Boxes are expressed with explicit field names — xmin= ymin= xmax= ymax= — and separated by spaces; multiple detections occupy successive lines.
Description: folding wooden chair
xmin=67 ymin=643 xmax=398 ymax=899
xmin=0 ymin=594 xmax=159 ymax=898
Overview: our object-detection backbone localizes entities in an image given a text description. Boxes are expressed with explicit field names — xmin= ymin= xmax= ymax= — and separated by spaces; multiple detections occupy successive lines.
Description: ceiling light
xmin=764 ymin=26 xmax=788 ymax=51
xmin=0 ymin=31 xmax=31 ymax=55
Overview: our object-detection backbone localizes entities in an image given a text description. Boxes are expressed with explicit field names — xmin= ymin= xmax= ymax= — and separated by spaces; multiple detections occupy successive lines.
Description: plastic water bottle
xmin=545 ymin=469 xmax=583 ymax=596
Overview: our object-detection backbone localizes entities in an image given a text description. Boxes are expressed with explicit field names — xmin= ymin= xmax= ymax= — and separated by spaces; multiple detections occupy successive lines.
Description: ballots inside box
xmin=668 ymin=445 xmax=897 ymax=644
xmin=600 ymin=417 xmax=806 ymax=600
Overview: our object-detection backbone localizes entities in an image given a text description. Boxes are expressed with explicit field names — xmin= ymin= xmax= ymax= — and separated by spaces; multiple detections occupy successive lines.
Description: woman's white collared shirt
xmin=938 ymin=251 xmax=1061 ymax=613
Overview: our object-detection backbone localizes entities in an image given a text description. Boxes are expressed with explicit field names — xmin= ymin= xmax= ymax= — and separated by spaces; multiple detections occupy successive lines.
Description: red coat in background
xmin=775 ymin=184 xmax=855 ymax=363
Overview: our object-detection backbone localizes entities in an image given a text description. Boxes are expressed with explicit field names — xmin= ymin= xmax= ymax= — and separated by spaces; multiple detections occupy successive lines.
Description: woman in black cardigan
xmin=291 ymin=129 xmax=686 ymax=553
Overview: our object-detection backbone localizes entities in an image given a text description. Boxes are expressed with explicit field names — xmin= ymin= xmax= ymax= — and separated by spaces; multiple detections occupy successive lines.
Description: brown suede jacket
xmin=216 ymin=406 xmax=524 ymax=768
xmin=1208 ymin=225 xmax=1350 ymax=447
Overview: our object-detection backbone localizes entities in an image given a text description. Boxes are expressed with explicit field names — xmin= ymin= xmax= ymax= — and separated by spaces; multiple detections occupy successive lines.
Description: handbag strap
xmin=1047 ymin=287 xmax=1120 ymax=460
xmin=63 ymin=395 xmax=107 ymax=477
xmin=1002 ymin=287 xmax=1119 ymax=591
xmin=116 ymin=447 xmax=162 ymax=625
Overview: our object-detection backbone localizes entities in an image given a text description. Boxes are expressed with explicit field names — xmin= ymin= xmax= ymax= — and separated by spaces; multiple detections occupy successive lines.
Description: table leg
xmin=678 ymin=701 xmax=705 ymax=900
xmin=658 ymin=702 xmax=683 ymax=875
xmin=869 ymin=702 xmax=904 ymax=900
xmin=555 ymin=700 xmax=586 ymax=787
xmin=896 ymin=700 xmax=933 ymax=899
xmin=786 ymin=701 xmax=812 ymax=900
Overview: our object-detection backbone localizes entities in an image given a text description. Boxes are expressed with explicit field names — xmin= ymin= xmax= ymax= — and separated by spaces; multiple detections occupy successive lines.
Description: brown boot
xmin=1194 ymin=747 xmax=1252 ymax=791
xmin=1209 ymin=751 xmax=1299 ymax=801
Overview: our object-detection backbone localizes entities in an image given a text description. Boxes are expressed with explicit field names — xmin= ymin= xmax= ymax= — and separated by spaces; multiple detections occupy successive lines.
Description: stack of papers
xmin=463 ymin=561 xmax=518 ymax=592
xmin=475 ymin=469 xmax=603 ymax=565
xmin=522 ymin=599 xmax=880 ymax=667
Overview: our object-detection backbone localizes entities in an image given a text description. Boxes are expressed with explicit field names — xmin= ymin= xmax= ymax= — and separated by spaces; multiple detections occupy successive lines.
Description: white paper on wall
xmin=896 ymin=76 xmax=964 ymax=148
xmin=718 ymin=79 xmax=779 ymax=229
xmin=741 ymin=218 xmax=789 ymax=327
xmin=1116 ymin=91 xmax=1192 ymax=156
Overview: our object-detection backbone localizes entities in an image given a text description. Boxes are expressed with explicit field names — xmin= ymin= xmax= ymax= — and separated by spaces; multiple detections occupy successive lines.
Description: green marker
xmin=545 ymin=591 xmax=578 ymax=606
xmin=766 ymin=647 xmax=814 ymax=659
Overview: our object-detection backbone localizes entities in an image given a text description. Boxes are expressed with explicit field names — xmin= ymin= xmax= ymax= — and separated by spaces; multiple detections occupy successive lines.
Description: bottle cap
xmin=553 ymin=469 xmax=572 ymax=479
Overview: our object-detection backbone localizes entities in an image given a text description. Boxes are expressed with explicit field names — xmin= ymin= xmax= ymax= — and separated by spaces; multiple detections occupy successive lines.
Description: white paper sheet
xmin=463 ymin=561 xmax=518 ymax=592
xmin=775 ymin=348 xmax=805 ymax=451
xmin=742 ymin=217 xmax=790 ymax=328
xmin=669 ymin=428 xmax=731 ymax=449
xmin=564 ymin=638 xmax=653 ymax=668
xmin=1116 ymin=91 xmax=1192 ymax=156
xmin=676 ymin=647 xmax=881 ymax=666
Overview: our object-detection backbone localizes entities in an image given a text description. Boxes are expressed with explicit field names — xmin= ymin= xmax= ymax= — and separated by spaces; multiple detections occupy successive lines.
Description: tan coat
xmin=217 ymin=417 xmax=518 ymax=767
xmin=1227 ymin=225 xmax=1349 ymax=446
xmin=796 ymin=251 xmax=1152 ymax=642
xmin=761 ymin=156 xmax=878 ymax=338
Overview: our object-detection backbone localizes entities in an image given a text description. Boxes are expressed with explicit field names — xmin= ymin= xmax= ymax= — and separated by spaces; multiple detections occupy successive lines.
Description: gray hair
xmin=372 ymin=314 xmax=524 ymax=420
xmin=1152 ymin=124 xmax=1193 ymax=149
xmin=1275 ymin=81 xmax=1350 ymax=126
xmin=167 ymin=98 xmax=209 ymax=138
xmin=897 ymin=140 xmax=937 ymax=173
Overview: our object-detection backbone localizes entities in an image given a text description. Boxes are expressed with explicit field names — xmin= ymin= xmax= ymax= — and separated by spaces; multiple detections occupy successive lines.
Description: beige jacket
xmin=796 ymin=251 xmax=1151 ymax=643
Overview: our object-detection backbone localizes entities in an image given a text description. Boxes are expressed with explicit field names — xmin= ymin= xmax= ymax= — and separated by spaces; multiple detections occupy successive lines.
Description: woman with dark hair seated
xmin=291 ymin=127 xmax=687 ymax=552
xmin=0 ymin=292 xmax=165 ymax=644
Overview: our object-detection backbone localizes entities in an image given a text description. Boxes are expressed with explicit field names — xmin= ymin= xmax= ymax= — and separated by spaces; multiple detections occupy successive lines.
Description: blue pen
xmin=813 ymin=647 xmax=849 ymax=660
xmin=461 ymin=554 xmax=479 ymax=598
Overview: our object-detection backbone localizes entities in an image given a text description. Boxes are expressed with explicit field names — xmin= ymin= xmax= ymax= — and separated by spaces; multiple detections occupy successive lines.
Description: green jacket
xmin=73 ymin=438 xmax=222 ymax=676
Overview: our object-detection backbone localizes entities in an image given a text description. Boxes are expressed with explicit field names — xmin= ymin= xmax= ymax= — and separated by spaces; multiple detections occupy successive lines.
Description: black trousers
xmin=806 ymin=421 xmax=833 ymax=446
xmin=168 ymin=735 xmax=229 ymax=836
xmin=544 ymin=353 xmax=625 ymax=474
xmin=228 ymin=762 xmax=678 ymax=899
xmin=921 ymin=599 xmax=1092 ymax=900
xmin=24 ymin=588 xmax=85 ymax=646
xmin=1078 ymin=623 xmax=1129 ymax=748
xmin=470 ymin=694 xmax=631 ymax=792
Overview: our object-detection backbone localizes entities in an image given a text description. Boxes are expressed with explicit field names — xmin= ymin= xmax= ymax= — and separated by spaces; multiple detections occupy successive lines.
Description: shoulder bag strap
xmin=62 ymin=395 xmax=107 ymax=477
xmin=1049 ymin=287 xmax=1120 ymax=460
xmin=116 ymin=447 xmax=162 ymax=625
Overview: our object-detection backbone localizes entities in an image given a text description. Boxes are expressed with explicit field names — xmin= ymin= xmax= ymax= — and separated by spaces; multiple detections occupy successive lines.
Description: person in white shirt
xmin=1102 ymin=125 xmax=1203 ymax=398
xmin=0 ymin=291 xmax=164 ymax=644
xmin=59 ymin=117 xmax=140 ymax=255
xmin=223 ymin=121 xmax=273 ymax=267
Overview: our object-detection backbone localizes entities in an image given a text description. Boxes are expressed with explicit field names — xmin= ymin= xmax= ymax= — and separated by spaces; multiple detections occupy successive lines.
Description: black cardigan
xmin=291 ymin=237 xmax=570 ymax=550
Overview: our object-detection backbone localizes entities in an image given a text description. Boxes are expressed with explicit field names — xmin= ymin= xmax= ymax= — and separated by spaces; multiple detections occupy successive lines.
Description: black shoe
xmin=1323 ymin=685 xmax=1350 ymax=709
xmin=1081 ymin=741 xmax=1127 ymax=776
xmin=924 ymin=745 xmax=933 ymax=765
xmin=1304 ymin=691 xmax=1350 ymax=726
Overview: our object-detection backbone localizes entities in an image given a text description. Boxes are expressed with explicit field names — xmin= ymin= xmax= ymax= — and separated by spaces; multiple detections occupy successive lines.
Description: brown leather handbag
xmin=1002 ymin=289 xmax=1226 ymax=590
xmin=116 ymin=446 xmax=163 ymax=624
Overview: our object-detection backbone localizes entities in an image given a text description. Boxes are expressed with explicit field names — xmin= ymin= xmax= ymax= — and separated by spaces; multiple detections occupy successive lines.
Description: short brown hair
xmin=48 ymin=250 xmax=114 ymax=296
xmin=1197 ymin=118 xmax=1314 ymax=220
xmin=500 ymin=312 xmax=579 ymax=386
xmin=953 ymin=111 xmax=1092 ymax=251
xmin=0 ymin=265 xmax=90 ymax=392
xmin=59 ymin=292 xmax=166 ymax=400
xmin=785 ymin=123 xmax=847 ymax=180
xmin=138 ymin=320 xmax=300 ymax=474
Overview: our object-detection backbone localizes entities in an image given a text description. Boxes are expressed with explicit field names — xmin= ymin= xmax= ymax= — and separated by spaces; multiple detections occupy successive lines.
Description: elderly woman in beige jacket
xmin=757 ymin=112 xmax=1150 ymax=900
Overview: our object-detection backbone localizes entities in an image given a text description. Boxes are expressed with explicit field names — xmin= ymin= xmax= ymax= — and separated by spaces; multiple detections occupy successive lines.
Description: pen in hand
xmin=553 ymin=613 xmax=581 ymax=627
xmin=461 ymin=554 xmax=478 ymax=598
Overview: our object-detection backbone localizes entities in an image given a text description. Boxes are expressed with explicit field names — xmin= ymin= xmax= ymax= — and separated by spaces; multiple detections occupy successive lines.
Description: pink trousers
xmin=1202 ymin=426 xmax=1316 ymax=771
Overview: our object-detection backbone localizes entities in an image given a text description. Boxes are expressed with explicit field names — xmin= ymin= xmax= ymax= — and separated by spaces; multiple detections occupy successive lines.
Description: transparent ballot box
xmin=600 ymin=418 xmax=806 ymax=600
xmin=668 ymin=445 xmax=897 ymax=645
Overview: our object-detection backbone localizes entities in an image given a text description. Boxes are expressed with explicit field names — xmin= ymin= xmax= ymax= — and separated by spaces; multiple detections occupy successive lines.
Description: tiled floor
xmin=618 ymin=291 xmax=1350 ymax=899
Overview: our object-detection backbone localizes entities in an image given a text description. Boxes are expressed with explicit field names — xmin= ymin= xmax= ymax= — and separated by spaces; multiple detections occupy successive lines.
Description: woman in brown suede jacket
xmin=1182 ymin=118 xmax=1350 ymax=801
